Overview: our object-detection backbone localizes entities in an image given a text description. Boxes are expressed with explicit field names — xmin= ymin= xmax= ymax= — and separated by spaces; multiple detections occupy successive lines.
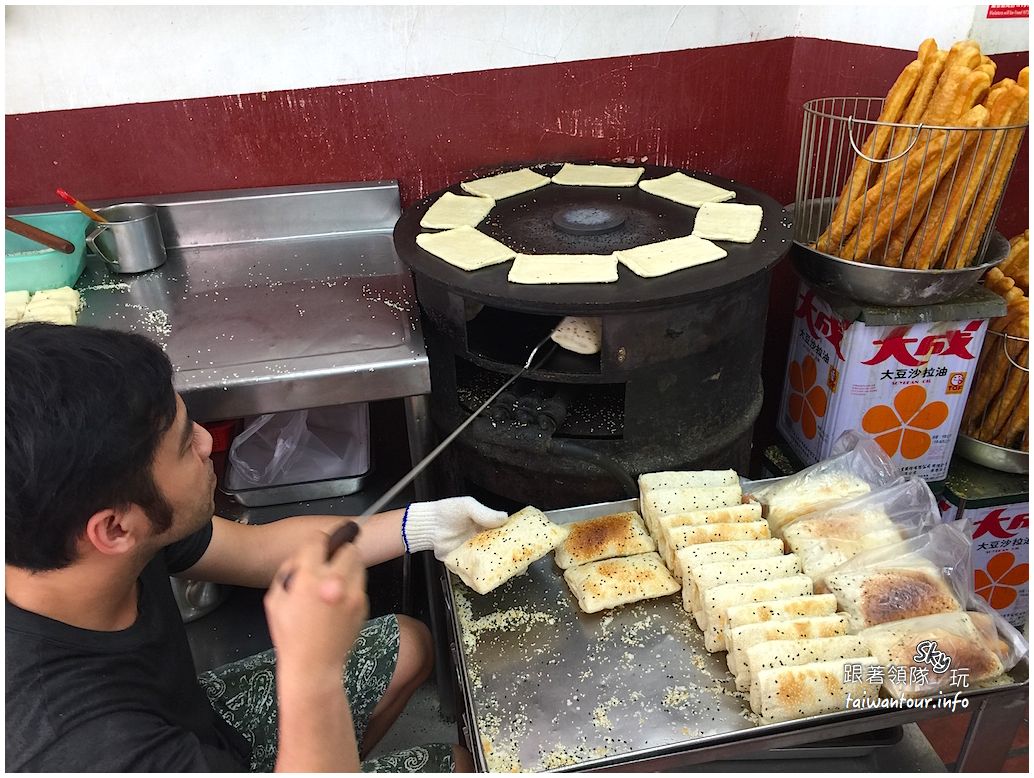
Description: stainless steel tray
xmin=221 ymin=470 xmax=370 ymax=507
xmin=955 ymin=434 xmax=1029 ymax=474
xmin=443 ymin=498 xmax=1029 ymax=772
xmin=788 ymin=198 xmax=1008 ymax=307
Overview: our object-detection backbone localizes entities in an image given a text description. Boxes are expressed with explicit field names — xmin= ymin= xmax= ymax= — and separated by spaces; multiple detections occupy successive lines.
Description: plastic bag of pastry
xmin=820 ymin=522 xmax=971 ymax=631
xmin=860 ymin=601 xmax=1028 ymax=699
xmin=783 ymin=476 xmax=941 ymax=586
xmin=744 ymin=431 xmax=898 ymax=537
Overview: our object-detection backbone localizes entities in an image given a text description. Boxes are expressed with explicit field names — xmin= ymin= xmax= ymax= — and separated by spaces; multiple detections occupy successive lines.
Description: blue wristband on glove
xmin=402 ymin=505 xmax=412 ymax=554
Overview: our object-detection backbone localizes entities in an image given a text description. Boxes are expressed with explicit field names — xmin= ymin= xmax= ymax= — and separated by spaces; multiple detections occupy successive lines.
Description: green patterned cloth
xmin=198 ymin=614 xmax=454 ymax=772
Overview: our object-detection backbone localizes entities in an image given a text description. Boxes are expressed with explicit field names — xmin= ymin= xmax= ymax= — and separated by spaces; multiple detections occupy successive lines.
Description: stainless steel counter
xmin=13 ymin=182 xmax=430 ymax=422
xmin=445 ymin=498 xmax=1028 ymax=772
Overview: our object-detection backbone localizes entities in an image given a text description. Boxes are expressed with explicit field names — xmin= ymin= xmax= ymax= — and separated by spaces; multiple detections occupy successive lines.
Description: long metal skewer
xmin=359 ymin=331 xmax=558 ymax=517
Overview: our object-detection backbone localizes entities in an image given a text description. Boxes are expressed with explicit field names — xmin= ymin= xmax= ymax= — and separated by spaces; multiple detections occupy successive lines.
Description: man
xmin=6 ymin=323 xmax=507 ymax=772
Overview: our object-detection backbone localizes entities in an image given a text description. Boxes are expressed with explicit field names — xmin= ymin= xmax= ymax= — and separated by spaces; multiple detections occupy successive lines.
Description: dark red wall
xmin=6 ymin=37 xmax=1028 ymax=457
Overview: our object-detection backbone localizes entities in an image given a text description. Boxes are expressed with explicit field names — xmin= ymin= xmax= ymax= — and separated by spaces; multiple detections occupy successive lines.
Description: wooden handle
xmin=5 ymin=216 xmax=76 ymax=254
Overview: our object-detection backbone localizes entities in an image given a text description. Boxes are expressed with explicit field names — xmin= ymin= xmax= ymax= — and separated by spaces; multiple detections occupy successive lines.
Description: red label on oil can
xmin=987 ymin=5 xmax=1028 ymax=18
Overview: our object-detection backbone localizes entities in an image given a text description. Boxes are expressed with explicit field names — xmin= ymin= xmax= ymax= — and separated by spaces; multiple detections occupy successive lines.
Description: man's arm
xmin=264 ymin=533 xmax=368 ymax=771
xmin=180 ymin=510 xmax=406 ymax=588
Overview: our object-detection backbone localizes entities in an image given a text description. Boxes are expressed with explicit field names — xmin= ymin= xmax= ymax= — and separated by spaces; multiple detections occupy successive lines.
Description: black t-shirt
xmin=5 ymin=523 xmax=252 ymax=771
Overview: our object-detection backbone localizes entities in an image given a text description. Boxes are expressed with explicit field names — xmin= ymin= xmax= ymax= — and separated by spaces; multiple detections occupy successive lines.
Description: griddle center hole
xmin=552 ymin=205 xmax=627 ymax=235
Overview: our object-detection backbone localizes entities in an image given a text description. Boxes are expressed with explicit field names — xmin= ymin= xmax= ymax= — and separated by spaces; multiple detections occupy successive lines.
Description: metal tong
xmin=359 ymin=330 xmax=558 ymax=518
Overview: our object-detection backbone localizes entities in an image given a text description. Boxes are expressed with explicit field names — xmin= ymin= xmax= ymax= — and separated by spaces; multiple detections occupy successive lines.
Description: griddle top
xmin=394 ymin=163 xmax=791 ymax=314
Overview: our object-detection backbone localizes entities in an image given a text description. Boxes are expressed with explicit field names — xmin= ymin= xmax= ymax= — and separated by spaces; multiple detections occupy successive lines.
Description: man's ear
xmin=84 ymin=507 xmax=146 ymax=557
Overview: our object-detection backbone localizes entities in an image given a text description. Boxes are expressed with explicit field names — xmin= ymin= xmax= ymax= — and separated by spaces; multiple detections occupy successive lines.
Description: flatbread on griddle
xmin=460 ymin=168 xmax=550 ymax=200
xmin=691 ymin=202 xmax=764 ymax=243
xmin=639 ymin=172 xmax=736 ymax=207
xmin=551 ymin=163 xmax=644 ymax=187
xmin=508 ymin=254 xmax=618 ymax=284
xmin=616 ymin=235 xmax=727 ymax=278
xmin=420 ymin=191 xmax=494 ymax=229
xmin=415 ymin=226 xmax=516 ymax=271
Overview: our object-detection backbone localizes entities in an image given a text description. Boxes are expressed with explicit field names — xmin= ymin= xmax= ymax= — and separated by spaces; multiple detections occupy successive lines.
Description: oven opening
xmin=464 ymin=304 xmax=602 ymax=375
xmin=455 ymin=358 xmax=624 ymax=440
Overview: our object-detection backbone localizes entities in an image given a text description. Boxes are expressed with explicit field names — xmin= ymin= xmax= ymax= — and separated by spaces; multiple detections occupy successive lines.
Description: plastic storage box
xmin=5 ymin=211 xmax=91 ymax=293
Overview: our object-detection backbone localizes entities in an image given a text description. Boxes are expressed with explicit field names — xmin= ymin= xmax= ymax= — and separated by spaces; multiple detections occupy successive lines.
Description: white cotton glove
xmin=403 ymin=496 xmax=509 ymax=560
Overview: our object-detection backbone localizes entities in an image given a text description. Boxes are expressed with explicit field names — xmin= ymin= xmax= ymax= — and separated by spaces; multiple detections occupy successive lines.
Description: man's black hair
xmin=6 ymin=323 xmax=178 ymax=571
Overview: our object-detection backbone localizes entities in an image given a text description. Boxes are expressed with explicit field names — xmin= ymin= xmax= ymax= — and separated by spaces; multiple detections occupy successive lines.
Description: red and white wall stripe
xmin=5 ymin=5 xmax=1028 ymax=453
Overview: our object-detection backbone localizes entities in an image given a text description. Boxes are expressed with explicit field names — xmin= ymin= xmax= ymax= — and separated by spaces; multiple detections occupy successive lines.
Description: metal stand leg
xmin=955 ymin=688 xmax=1026 ymax=771
xmin=402 ymin=395 xmax=435 ymax=616
xmin=402 ymin=394 xmax=456 ymax=721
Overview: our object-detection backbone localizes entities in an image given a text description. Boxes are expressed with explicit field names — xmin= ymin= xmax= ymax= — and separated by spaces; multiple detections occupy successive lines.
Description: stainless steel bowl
xmin=788 ymin=198 xmax=1009 ymax=306
xmin=955 ymin=434 xmax=1029 ymax=474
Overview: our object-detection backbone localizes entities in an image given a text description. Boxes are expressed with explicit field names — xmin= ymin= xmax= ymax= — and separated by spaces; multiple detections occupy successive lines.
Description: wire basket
xmin=796 ymin=97 xmax=1028 ymax=269
xmin=961 ymin=328 xmax=1029 ymax=453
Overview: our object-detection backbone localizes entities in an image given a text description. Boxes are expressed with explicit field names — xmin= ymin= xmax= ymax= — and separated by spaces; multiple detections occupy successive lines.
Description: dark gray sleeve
xmin=163 ymin=521 xmax=215 ymax=575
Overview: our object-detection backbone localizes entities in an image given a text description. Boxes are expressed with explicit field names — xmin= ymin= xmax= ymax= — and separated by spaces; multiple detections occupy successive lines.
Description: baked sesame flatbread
xmin=563 ymin=551 xmax=679 ymax=614
xmin=753 ymin=657 xmax=880 ymax=722
xmin=747 ymin=635 xmax=869 ymax=704
xmin=553 ymin=511 xmax=654 ymax=569
xmin=443 ymin=506 xmax=569 ymax=595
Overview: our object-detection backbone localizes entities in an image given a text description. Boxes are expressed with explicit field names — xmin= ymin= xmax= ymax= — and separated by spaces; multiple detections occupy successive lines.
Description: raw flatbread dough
xmin=726 ymin=613 xmax=851 ymax=686
xmin=508 ymin=254 xmax=618 ymax=285
xmin=460 ymin=168 xmax=551 ymax=200
xmin=699 ymin=575 xmax=814 ymax=650
xmin=691 ymin=202 xmax=764 ymax=243
xmin=639 ymin=172 xmax=736 ymax=207
xmin=747 ymin=635 xmax=870 ymax=703
xmin=20 ymin=302 xmax=77 ymax=325
xmin=684 ymin=554 xmax=802 ymax=616
xmin=753 ymin=657 xmax=880 ymax=723
xmin=442 ymin=506 xmax=569 ymax=595
xmin=551 ymin=163 xmax=645 ymax=187
xmin=553 ymin=511 xmax=655 ymax=569
xmin=415 ymin=226 xmax=516 ymax=271
xmin=420 ymin=191 xmax=494 ymax=229
xmin=550 ymin=316 xmax=602 ymax=355
xmin=673 ymin=538 xmax=784 ymax=583
xmin=563 ymin=551 xmax=679 ymax=613
xmin=6 ymin=291 xmax=30 ymax=326
xmin=639 ymin=470 xmax=738 ymax=492
xmin=616 ymin=235 xmax=727 ymax=278
xmin=668 ymin=521 xmax=771 ymax=573
xmin=824 ymin=561 xmax=962 ymax=631
xmin=32 ymin=286 xmax=81 ymax=310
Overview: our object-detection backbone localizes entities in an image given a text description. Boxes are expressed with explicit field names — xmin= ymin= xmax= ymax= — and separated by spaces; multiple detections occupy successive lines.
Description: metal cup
xmin=86 ymin=203 xmax=167 ymax=274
